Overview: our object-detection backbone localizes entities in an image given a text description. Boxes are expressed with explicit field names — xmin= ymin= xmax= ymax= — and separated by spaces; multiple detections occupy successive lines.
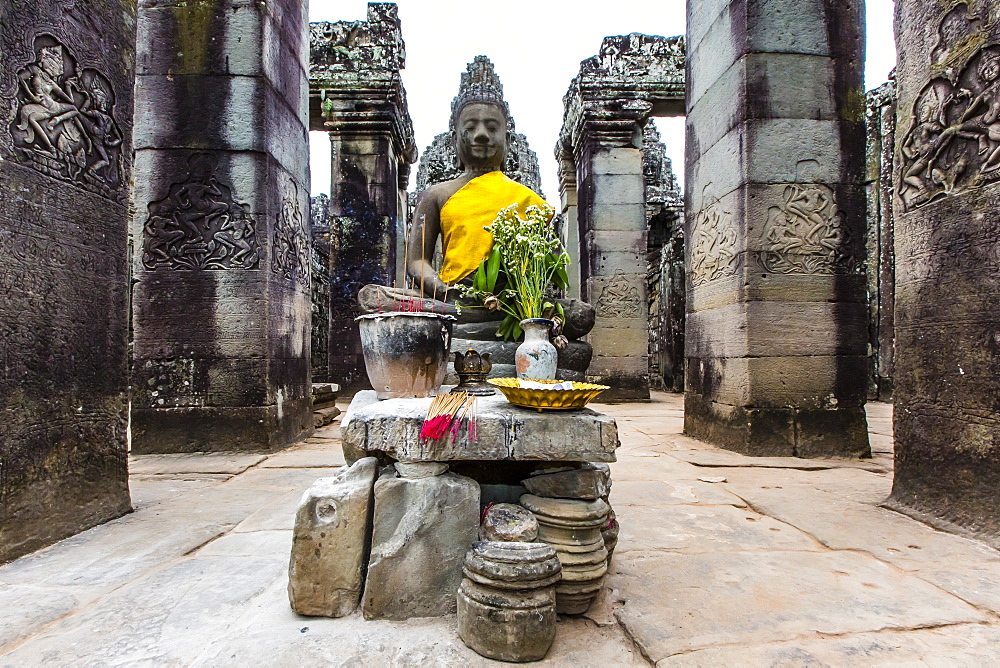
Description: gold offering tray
xmin=487 ymin=378 xmax=610 ymax=411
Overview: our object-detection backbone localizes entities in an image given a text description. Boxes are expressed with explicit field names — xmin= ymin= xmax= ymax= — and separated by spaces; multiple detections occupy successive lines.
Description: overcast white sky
xmin=309 ymin=0 xmax=898 ymax=201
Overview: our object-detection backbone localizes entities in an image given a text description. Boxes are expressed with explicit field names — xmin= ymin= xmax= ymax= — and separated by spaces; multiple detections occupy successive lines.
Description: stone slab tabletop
xmin=341 ymin=390 xmax=619 ymax=463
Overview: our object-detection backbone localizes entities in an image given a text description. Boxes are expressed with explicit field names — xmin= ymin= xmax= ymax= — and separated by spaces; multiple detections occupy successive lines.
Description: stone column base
xmin=131 ymin=398 xmax=313 ymax=454
xmin=684 ymin=393 xmax=870 ymax=458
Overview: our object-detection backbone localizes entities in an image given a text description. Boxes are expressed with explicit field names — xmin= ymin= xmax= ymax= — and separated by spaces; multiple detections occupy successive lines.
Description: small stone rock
xmin=698 ymin=476 xmax=728 ymax=484
xmin=522 ymin=463 xmax=611 ymax=500
xmin=479 ymin=503 xmax=538 ymax=542
xmin=287 ymin=457 xmax=378 ymax=617
xmin=362 ymin=470 xmax=480 ymax=620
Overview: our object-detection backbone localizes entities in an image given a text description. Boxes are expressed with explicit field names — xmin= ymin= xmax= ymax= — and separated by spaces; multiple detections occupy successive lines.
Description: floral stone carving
xmin=758 ymin=184 xmax=852 ymax=275
xmin=141 ymin=154 xmax=259 ymax=271
xmin=9 ymin=35 xmax=124 ymax=200
xmin=595 ymin=271 xmax=641 ymax=318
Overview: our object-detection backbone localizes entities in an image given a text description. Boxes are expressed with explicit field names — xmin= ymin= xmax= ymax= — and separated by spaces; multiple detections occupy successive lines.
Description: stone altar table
xmin=341 ymin=390 xmax=620 ymax=464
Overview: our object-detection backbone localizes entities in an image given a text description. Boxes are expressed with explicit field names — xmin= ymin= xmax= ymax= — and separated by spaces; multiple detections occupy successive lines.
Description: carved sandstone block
xmin=287 ymin=457 xmax=378 ymax=617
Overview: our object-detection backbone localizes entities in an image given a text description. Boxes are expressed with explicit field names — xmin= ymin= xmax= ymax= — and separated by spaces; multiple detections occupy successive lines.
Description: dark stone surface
xmin=0 ymin=0 xmax=136 ymax=562
xmin=131 ymin=0 xmax=312 ymax=453
xmin=890 ymin=0 xmax=1000 ymax=546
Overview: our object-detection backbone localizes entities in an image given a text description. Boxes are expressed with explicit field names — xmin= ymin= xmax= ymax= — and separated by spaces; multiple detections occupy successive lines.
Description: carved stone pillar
xmin=557 ymin=154 xmax=581 ymax=300
xmin=131 ymin=0 xmax=313 ymax=453
xmin=684 ymin=1 xmax=870 ymax=456
xmin=0 ymin=1 xmax=135 ymax=561
xmin=889 ymin=0 xmax=1000 ymax=546
xmin=576 ymin=120 xmax=651 ymax=400
xmin=309 ymin=5 xmax=416 ymax=388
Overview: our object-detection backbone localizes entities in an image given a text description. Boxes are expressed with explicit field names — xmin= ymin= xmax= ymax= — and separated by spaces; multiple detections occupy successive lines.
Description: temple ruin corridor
xmin=1 ymin=394 xmax=997 ymax=665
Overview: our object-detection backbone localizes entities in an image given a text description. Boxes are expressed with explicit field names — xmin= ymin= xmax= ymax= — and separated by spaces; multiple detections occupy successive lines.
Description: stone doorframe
xmin=556 ymin=33 xmax=686 ymax=400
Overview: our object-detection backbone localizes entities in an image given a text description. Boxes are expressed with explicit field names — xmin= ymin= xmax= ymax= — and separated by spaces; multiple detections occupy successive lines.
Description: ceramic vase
xmin=515 ymin=318 xmax=557 ymax=380
xmin=356 ymin=312 xmax=455 ymax=399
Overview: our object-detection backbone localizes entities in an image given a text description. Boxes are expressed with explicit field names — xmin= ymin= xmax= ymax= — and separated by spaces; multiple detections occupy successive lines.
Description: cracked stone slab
xmin=342 ymin=390 xmax=619 ymax=463
xmin=612 ymin=550 xmax=988 ymax=662
xmin=660 ymin=623 xmax=1000 ymax=666
xmin=726 ymin=483 xmax=1000 ymax=614
xmin=671 ymin=448 xmax=888 ymax=473
xmin=129 ymin=453 xmax=267 ymax=476
xmin=609 ymin=480 xmax=747 ymax=508
xmin=613 ymin=504 xmax=819 ymax=554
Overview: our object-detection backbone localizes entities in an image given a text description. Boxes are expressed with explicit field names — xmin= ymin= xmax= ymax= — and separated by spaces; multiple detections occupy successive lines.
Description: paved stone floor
xmin=2 ymin=393 xmax=999 ymax=666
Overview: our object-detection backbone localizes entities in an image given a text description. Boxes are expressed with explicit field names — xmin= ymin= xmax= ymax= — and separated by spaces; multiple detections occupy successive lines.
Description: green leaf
xmin=473 ymin=261 xmax=487 ymax=292
xmin=554 ymin=266 xmax=569 ymax=290
xmin=557 ymin=302 xmax=565 ymax=320
xmin=486 ymin=248 xmax=501 ymax=292
xmin=512 ymin=321 xmax=523 ymax=341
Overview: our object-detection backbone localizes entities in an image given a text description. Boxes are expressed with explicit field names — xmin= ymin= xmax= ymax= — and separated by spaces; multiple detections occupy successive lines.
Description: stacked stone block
xmin=131 ymin=0 xmax=313 ymax=452
xmin=0 ymin=0 xmax=136 ymax=562
xmin=684 ymin=0 xmax=871 ymax=456
xmin=889 ymin=0 xmax=1000 ymax=546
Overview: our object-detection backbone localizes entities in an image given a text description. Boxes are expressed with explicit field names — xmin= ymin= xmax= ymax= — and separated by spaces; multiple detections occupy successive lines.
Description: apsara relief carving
xmin=689 ymin=199 xmax=738 ymax=285
xmin=271 ymin=180 xmax=310 ymax=285
xmin=899 ymin=7 xmax=1000 ymax=211
xmin=595 ymin=270 xmax=641 ymax=318
xmin=9 ymin=36 xmax=124 ymax=199
xmin=758 ymin=184 xmax=852 ymax=275
xmin=142 ymin=154 xmax=260 ymax=270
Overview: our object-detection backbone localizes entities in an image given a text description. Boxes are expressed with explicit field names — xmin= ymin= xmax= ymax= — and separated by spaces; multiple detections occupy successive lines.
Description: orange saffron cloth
xmin=438 ymin=171 xmax=547 ymax=285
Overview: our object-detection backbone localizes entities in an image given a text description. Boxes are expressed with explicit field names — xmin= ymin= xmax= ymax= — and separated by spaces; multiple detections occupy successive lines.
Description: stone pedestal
xmin=130 ymin=0 xmax=312 ymax=453
xmin=288 ymin=458 xmax=378 ymax=617
xmin=457 ymin=541 xmax=561 ymax=662
xmin=889 ymin=0 xmax=1000 ymax=546
xmin=362 ymin=465 xmax=480 ymax=620
xmin=0 ymin=1 xmax=136 ymax=562
xmin=520 ymin=494 xmax=609 ymax=615
xmin=684 ymin=0 xmax=870 ymax=457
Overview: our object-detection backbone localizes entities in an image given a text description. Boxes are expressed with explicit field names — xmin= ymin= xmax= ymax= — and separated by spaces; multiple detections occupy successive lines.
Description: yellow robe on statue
xmin=438 ymin=171 xmax=547 ymax=285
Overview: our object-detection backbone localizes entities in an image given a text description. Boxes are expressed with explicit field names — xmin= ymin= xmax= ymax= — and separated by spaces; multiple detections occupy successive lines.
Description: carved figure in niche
xmin=596 ymin=271 xmax=640 ymax=318
xmin=272 ymin=180 xmax=310 ymax=284
xmin=758 ymin=184 xmax=850 ymax=275
xmin=357 ymin=56 xmax=595 ymax=340
xmin=899 ymin=38 xmax=1000 ymax=210
xmin=141 ymin=154 xmax=260 ymax=270
xmin=9 ymin=35 xmax=124 ymax=197
xmin=690 ymin=198 xmax=738 ymax=286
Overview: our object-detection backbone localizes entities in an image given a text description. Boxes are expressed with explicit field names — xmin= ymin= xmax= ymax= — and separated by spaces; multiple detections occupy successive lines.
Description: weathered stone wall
xmin=889 ymin=0 xmax=1000 ymax=546
xmin=310 ymin=4 xmax=416 ymax=390
xmin=684 ymin=1 xmax=870 ymax=456
xmin=866 ymin=81 xmax=897 ymax=401
xmin=131 ymin=0 xmax=313 ymax=452
xmin=310 ymin=194 xmax=331 ymax=382
xmin=0 ymin=1 xmax=135 ymax=561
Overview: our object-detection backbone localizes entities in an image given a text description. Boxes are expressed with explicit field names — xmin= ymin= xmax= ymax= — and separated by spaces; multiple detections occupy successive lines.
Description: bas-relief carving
xmin=271 ymin=180 xmax=310 ymax=286
xmin=141 ymin=154 xmax=260 ymax=271
xmin=595 ymin=270 xmax=641 ymax=318
xmin=689 ymin=199 xmax=739 ymax=286
xmin=899 ymin=4 xmax=1000 ymax=211
xmin=8 ymin=35 xmax=124 ymax=200
xmin=758 ymin=184 xmax=853 ymax=275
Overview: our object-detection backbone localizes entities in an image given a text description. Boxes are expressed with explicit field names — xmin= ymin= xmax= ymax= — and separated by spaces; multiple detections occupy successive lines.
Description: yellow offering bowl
xmin=487 ymin=378 xmax=610 ymax=411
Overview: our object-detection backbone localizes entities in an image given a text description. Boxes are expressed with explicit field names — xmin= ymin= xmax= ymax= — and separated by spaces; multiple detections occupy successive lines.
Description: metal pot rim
xmin=355 ymin=311 xmax=457 ymax=322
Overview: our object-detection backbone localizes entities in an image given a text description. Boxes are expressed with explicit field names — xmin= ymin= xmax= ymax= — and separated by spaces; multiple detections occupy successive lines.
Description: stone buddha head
xmin=449 ymin=56 xmax=514 ymax=174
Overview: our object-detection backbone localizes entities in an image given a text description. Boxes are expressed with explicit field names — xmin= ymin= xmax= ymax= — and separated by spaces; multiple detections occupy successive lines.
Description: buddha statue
xmin=357 ymin=57 xmax=595 ymax=377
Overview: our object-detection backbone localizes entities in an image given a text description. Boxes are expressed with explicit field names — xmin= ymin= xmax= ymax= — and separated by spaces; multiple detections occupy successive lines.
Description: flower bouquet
xmin=459 ymin=203 xmax=571 ymax=342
